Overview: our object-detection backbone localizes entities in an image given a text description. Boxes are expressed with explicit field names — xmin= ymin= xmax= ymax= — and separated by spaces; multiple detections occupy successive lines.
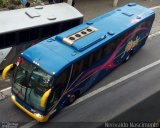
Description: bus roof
xmin=22 ymin=3 xmax=155 ymax=75
xmin=0 ymin=3 xmax=83 ymax=34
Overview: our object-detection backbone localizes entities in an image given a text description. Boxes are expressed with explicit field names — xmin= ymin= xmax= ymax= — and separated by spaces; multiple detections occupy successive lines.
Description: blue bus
xmin=2 ymin=3 xmax=155 ymax=122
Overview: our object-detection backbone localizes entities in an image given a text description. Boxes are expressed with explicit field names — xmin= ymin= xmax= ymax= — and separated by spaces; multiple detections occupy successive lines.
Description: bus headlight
xmin=11 ymin=95 xmax=16 ymax=100
xmin=34 ymin=113 xmax=43 ymax=118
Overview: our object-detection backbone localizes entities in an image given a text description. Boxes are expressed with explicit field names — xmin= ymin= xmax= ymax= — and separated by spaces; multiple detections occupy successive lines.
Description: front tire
xmin=68 ymin=91 xmax=80 ymax=104
xmin=69 ymin=94 xmax=76 ymax=104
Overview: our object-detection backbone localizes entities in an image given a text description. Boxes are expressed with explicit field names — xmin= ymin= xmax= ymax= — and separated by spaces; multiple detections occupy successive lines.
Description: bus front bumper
xmin=11 ymin=94 xmax=50 ymax=122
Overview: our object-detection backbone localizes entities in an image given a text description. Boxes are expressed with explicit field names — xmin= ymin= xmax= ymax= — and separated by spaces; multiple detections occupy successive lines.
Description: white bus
xmin=0 ymin=3 xmax=83 ymax=70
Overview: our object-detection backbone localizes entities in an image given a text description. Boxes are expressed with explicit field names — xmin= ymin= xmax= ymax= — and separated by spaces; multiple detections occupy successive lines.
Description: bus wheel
xmin=68 ymin=91 xmax=80 ymax=104
xmin=69 ymin=94 xmax=76 ymax=104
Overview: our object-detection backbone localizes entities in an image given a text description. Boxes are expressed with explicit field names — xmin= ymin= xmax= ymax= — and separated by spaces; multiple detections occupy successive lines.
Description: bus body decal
xmin=66 ymin=27 xmax=148 ymax=93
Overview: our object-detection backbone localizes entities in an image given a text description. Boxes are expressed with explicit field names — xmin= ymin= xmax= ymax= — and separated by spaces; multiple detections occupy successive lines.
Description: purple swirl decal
xmin=66 ymin=27 xmax=148 ymax=93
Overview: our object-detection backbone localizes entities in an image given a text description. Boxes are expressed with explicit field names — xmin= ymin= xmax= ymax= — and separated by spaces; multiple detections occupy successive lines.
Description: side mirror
xmin=40 ymin=89 xmax=51 ymax=108
xmin=2 ymin=64 xmax=14 ymax=80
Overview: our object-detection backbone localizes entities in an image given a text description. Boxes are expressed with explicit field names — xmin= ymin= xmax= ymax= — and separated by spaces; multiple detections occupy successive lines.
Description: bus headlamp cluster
xmin=33 ymin=61 xmax=40 ymax=66
xmin=11 ymin=94 xmax=16 ymax=100
xmin=34 ymin=113 xmax=43 ymax=118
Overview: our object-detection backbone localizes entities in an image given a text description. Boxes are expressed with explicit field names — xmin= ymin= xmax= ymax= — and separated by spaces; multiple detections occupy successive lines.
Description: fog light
xmin=11 ymin=95 xmax=16 ymax=100
xmin=34 ymin=113 xmax=43 ymax=118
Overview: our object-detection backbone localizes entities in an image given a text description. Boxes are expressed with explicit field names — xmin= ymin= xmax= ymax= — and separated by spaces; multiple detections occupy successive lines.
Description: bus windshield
xmin=13 ymin=58 xmax=53 ymax=111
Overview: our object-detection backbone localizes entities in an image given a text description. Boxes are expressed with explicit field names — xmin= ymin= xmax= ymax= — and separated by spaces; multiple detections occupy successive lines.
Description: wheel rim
xmin=69 ymin=95 xmax=76 ymax=103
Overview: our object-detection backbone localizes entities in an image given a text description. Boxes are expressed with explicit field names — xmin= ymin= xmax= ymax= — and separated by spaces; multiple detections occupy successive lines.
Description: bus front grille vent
xmin=63 ymin=26 xmax=97 ymax=46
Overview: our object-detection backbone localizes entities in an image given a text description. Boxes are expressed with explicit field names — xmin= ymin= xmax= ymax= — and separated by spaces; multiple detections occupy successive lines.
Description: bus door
xmin=46 ymin=67 xmax=71 ymax=109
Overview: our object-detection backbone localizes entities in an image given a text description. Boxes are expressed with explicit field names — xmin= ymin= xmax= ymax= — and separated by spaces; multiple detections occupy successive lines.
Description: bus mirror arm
xmin=40 ymin=89 xmax=52 ymax=108
xmin=2 ymin=64 xmax=15 ymax=80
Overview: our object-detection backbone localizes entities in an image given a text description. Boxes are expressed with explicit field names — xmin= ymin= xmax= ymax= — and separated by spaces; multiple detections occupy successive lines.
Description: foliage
xmin=0 ymin=0 xmax=21 ymax=8
xmin=0 ymin=0 xmax=45 ymax=9
xmin=0 ymin=0 xmax=3 ymax=8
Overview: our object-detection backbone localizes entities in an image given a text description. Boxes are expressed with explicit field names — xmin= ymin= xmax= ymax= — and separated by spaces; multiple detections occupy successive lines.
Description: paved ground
xmin=76 ymin=0 xmax=160 ymax=20
xmin=151 ymin=8 xmax=160 ymax=34
xmin=75 ymin=0 xmax=160 ymax=34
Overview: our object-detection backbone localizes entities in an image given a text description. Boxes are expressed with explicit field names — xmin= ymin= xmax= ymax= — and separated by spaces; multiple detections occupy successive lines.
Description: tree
xmin=0 ymin=0 xmax=3 ymax=8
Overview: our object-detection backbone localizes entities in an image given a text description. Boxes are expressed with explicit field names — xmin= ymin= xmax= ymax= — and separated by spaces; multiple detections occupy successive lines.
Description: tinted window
xmin=41 ymin=25 xmax=52 ymax=38
xmin=54 ymin=67 xmax=70 ymax=99
xmin=102 ymin=43 xmax=113 ymax=58
xmin=55 ymin=68 xmax=70 ymax=88
xmin=30 ymin=27 xmax=39 ymax=41
xmin=59 ymin=19 xmax=82 ymax=33
xmin=50 ymin=23 xmax=60 ymax=35
xmin=71 ymin=38 xmax=121 ymax=80
xmin=5 ymin=32 xmax=16 ymax=46
xmin=19 ymin=30 xmax=30 ymax=44
xmin=84 ymin=55 xmax=91 ymax=69
xmin=71 ymin=48 xmax=103 ymax=80
xmin=92 ymin=48 xmax=103 ymax=63
xmin=72 ymin=59 xmax=84 ymax=78
xmin=88 ymin=54 xmax=94 ymax=66
xmin=0 ymin=34 xmax=5 ymax=48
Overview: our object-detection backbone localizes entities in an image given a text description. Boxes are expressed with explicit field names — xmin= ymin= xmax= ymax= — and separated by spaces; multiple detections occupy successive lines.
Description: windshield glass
xmin=30 ymin=68 xmax=52 ymax=96
xmin=13 ymin=58 xmax=53 ymax=111
xmin=14 ymin=59 xmax=33 ymax=87
xmin=14 ymin=58 xmax=52 ymax=93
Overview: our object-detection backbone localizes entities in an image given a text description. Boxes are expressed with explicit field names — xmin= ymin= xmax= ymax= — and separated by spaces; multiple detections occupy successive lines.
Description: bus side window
xmin=55 ymin=67 xmax=70 ymax=98
xmin=102 ymin=43 xmax=112 ymax=58
xmin=138 ymin=21 xmax=152 ymax=36
xmin=0 ymin=34 xmax=5 ymax=48
xmin=41 ymin=25 xmax=53 ymax=39
xmin=88 ymin=53 xmax=94 ymax=66
xmin=146 ymin=16 xmax=154 ymax=27
xmin=72 ymin=59 xmax=84 ymax=79
xmin=50 ymin=23 xmax=60 ymax=35
xmin=77 ymin=60 xmax=84 ymax=73
xmin=30 ymin=27 xmax=40 ymax=41
xmin=56 ymin=69 xmax=70 ymax=87
xmin=19 ymin=29 xmax=30 ymax=44
xmin=71 ymin=19 xmax=83 ymax=28
xmin=83 ymin=55 xmax=90 ymax=70
xmin=92 ymin=48 xmax=103 ymax=64
xmin=102 ymin=39 xmax=119 ymax=59
xmin=5 ymin=32 xmax=16 ymax=46
xmin=61 ymin=20 xmax=72 ymax=32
